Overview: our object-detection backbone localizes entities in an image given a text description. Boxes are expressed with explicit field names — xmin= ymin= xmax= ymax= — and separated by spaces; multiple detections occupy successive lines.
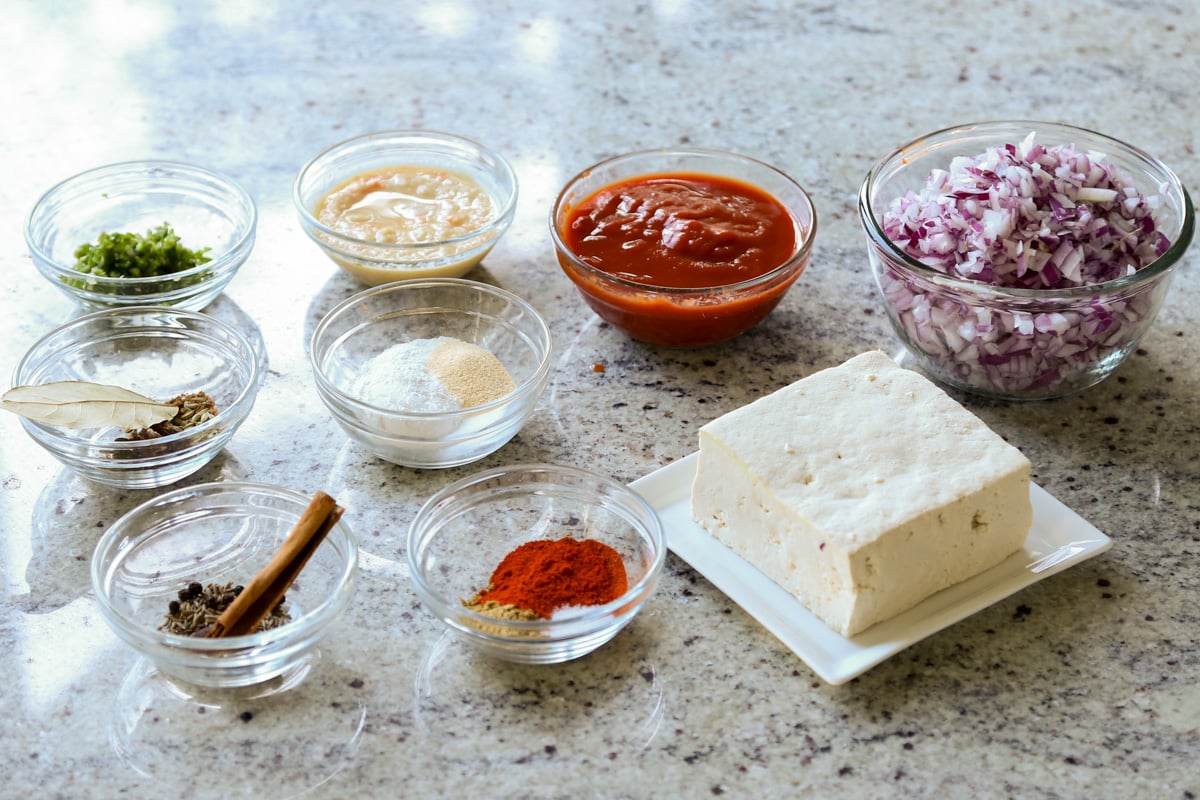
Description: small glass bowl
xmin=407 ymin=463 xmax=666 ymax=664
xmin=91 ymin=482 xmax=359 ymax=689
xmin=310 ymin=278 xmax=552 ymax=468
xmin=293 ymin=129 xmax=518 ymax=285
xmin=12 ymin=307 xmax=262 ymax=489
xmin=859 ymin=120 xmax=1195 ymax=400
xmin=550 ymin=147 xmax=817 ymax=347
xmin=25 ymin=160 xmax=256 ymax=310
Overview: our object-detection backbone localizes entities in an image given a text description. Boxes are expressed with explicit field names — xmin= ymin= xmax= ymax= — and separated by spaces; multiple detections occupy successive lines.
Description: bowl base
xmin=111 ymin=654 xmax=365 ymax=793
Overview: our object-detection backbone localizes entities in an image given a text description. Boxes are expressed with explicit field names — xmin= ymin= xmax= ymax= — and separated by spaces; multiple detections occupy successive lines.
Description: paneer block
xmin=690 ymin=351 xmax=1032 ymax=637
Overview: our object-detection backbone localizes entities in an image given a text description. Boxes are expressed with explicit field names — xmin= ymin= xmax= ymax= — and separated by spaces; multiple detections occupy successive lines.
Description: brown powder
xmin=427 ymin=339 xmax=516 ymax=408
xmin=462 ymin=588 xmax=544 ymax=638
xmin=463 ymin=596 xmax=541 ymax=622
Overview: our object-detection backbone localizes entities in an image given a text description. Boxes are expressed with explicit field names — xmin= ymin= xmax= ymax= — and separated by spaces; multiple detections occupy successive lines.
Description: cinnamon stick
xmin=205 ymin=491 xmax=344 ymax=639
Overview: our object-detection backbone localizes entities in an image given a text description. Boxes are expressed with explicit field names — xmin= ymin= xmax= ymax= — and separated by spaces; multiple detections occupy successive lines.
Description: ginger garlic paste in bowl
xmin=294 ymin=130 xmax=517 ymax=285
xmin=859 ymin=120 xmax=1194 ymax=400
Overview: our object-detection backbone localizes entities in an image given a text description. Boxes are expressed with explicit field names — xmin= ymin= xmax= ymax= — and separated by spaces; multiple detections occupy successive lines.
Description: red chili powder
xmin=473 ymin=537 xmax=628 ymax=619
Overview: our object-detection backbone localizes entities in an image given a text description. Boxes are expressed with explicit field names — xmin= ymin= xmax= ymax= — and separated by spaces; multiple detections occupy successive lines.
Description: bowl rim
xmin=292 ymin=128 xmax=519 ymax=255
xmin=548 ymin=145 xmax=818 ymax=296
xmin=406 ymin=462 xmax=667 ymax=638
xmin=858 ymin=119 xmax=1196 ymax=300
xmin=90 ymin=480 xmax=359 ymax=651
xmin=24 ymin=159 xmax=258 ymax=289
xmin=309 ymin=277 xmax=553 ymax=420
xmin=11 ymin=305 xmax=262 ymax=450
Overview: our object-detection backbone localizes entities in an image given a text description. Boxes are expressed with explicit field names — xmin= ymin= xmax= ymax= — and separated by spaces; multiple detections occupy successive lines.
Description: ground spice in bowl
xmin=351 ymin=336 xmax=515 ymax=412
xmin=464 ymin=537 xmax=628 ymax=620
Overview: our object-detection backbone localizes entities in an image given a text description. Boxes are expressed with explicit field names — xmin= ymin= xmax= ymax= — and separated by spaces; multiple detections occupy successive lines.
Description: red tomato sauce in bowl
xmin=551 ymin=150 xmax=815 ymax=347
xmin=564 ymin=174 xmax=797 ymax=288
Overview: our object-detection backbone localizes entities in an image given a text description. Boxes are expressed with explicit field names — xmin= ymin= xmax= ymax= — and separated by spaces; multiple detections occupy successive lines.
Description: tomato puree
xmin=563 ymin=173 xmax=796 ymax=288
xmin=558 ymin=172 xmax=806 ymax=346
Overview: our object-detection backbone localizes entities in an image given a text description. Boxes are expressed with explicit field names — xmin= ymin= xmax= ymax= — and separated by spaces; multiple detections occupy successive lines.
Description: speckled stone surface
xmin=1 ymin=2 xmax=1198 ymax=798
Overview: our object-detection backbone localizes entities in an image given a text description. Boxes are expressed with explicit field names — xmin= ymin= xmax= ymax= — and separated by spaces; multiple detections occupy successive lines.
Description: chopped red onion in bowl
xmin=860 ymin=122 xmax=1193 ymax=399
xmin=883 ymin=132 xmax=1169 ymax=290
xmin=875 ymin=268 xmax=1162 ymax=395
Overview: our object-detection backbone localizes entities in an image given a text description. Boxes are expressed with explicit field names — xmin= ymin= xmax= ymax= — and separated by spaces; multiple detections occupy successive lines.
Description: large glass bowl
xmin=294 ymin=129 xmax=518 ymax=285
xmin=407 ymin=463 xmax=666 ymax=664
xmin=859 ymin=120 xmax=1194 ymax=400
xmin=550 ymin=147 xmax=817 ymax=347
xmin=11 ymin=307 xmax=262 ymax=488
xmin=309 ymin=278 xmax=552 ymax=468
xmin=25 ymin=160 xmax=256 ymax=310
xmin=91 ymin=482 xmax=359 ymax=689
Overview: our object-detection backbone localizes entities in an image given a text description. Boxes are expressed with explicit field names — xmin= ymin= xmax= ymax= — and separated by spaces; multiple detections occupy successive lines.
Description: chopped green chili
xmin=67 ymin=222 xmax=213 ymax=295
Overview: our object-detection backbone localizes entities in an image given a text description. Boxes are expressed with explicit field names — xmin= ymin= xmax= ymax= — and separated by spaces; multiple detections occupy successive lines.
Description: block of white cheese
xmin=690 ymin=350 xmax=1032 ymax=637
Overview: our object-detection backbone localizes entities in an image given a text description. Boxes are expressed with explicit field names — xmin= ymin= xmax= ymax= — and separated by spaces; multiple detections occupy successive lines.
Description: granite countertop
xmin=1 ymin=2 xmax=1197 ymax=798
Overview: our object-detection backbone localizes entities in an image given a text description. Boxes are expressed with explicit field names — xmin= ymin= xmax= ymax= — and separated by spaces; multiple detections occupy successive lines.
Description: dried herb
xmin=120 ymin=391 xmax=219 ymax=440
xmin=0 ymin=381 xmax=178 ymax=429
xmin=159 ymin=581 xmax=291 ymax=637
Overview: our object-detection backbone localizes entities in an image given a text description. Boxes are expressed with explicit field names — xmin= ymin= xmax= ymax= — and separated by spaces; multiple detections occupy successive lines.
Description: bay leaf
xmin=0 ymin=381 xmax=179 ymax=429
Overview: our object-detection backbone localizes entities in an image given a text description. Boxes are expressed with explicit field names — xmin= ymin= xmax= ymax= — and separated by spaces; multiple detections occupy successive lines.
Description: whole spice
xmin=121 ymin=390 xmax=218 ymax=440
xmin=0 ymin=380 xmax=178 ymax=429
xmin=464 ymin=537 xmax=628 ymax=620
xmin=204 ymin=491 xmax=343 ymax=639
xmin=159 ymin=581 xmax=291 ymax=636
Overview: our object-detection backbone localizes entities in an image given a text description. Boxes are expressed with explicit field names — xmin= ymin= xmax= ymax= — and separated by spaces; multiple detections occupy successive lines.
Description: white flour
xmin=350 ymin=336 xmax=514 ymax=413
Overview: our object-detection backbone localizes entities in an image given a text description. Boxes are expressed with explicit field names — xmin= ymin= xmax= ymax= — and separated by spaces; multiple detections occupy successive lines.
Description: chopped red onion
xmin=878 ymin=132 xmax=1172 ymax=396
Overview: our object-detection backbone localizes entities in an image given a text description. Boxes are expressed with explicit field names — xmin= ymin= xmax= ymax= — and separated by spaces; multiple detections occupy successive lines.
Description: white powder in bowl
xmin=350 ymin=336 xmax=516 ymax=413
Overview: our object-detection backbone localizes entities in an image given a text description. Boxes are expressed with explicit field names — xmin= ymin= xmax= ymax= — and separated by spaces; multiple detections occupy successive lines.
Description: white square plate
xmin=630 ymin=452 xmax=1112 ymax=685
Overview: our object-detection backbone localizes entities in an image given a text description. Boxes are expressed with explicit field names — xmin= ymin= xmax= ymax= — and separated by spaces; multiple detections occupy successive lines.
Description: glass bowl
xmin=550 ymin=147 xmax=817 ymax=347
xmin=407 ymin=463 xmax=666 ymax=664
xmin=25 ymin=160 xmax=257 ymax=310
xmin=859 ymin=120 xmax=1195 ymax=400
xmin=91 ymin=481 xmax=359 ymax=689
xmin=12 ymin=307 xmax=262 ymax=489
xmin=310 ymin=278 xmax=552 ymax=468
xmin=293 ymin=129 xmax=518 ymax=285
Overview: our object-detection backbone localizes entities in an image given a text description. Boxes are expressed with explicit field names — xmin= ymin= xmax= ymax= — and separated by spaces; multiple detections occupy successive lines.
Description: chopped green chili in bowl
xmin=68 ymin=222 xmax=212 ymax=294
xmin=26 ymin=160 xmax=257 ymax=310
